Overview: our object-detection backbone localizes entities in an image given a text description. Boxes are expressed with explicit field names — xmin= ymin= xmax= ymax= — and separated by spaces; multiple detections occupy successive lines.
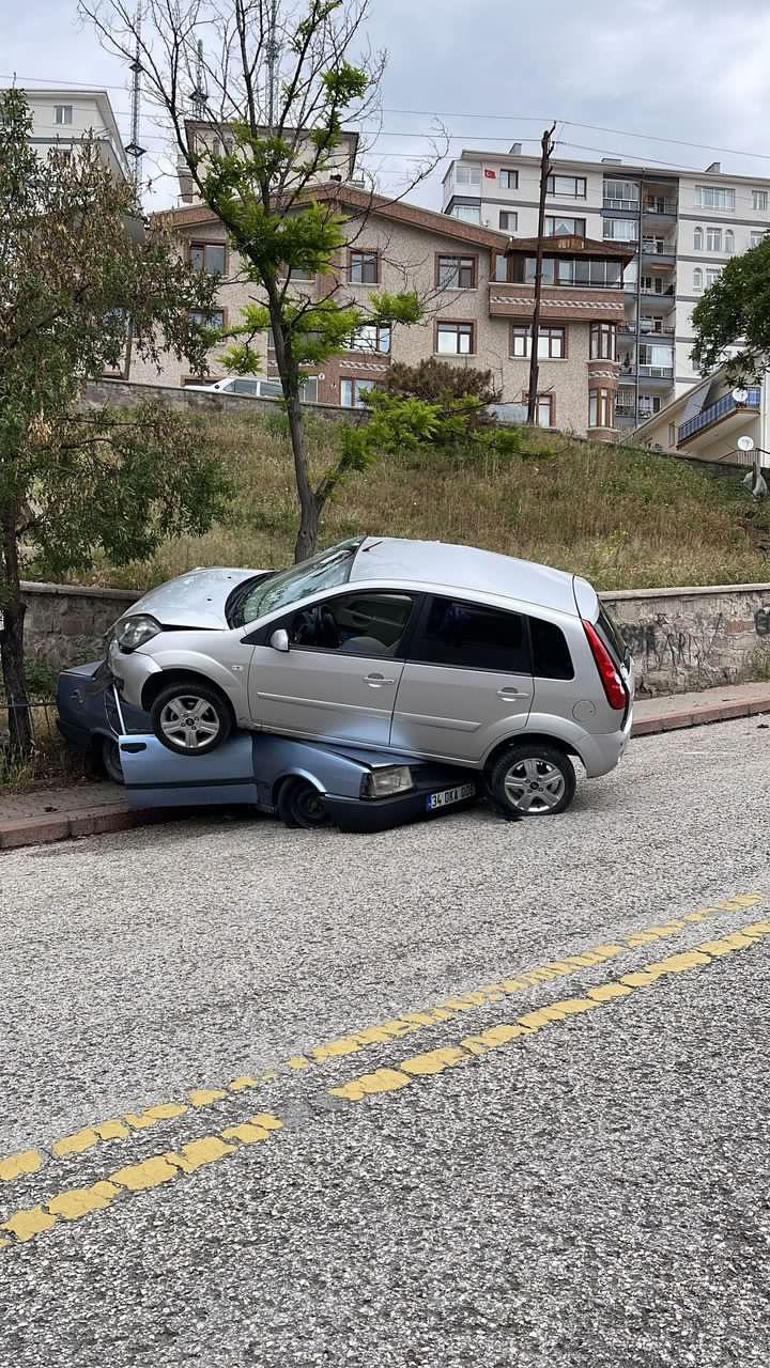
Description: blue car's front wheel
xmin=277 ymin=778 xmax=332 ymax=830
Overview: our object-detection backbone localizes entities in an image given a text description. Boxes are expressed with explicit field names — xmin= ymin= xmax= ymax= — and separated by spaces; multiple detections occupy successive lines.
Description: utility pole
xmin=123 ymin=5 xmax=145 ymax=381
xmin=527 ymin=123 xmax=557 ymax=425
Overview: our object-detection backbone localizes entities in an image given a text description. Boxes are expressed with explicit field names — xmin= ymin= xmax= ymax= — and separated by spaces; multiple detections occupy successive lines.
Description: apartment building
xmin=634 ymin=367 xmax=769 ymax=467
xmin=9 ymin=87 xmax=129 ymax=180
xmin=134 ymin=184 xmax=631 ymax=438
xmin=442 ymin=147 xmax=770 ymax=428
xmin=177 ymin=120 xmax=359 ymax=202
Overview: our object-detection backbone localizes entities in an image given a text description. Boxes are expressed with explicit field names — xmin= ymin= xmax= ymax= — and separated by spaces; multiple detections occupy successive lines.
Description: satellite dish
xmin=737 ymin=435 xmax=755 ymax=451
xmin=732 ymin=387 xmax=749 ymax=404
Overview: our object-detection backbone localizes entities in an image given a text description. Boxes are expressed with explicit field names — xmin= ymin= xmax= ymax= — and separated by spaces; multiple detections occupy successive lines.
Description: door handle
xmin=365 ymin=673 xmax=396 ymax=687
xmin=497 ymin=686 xmax=522 ymax=698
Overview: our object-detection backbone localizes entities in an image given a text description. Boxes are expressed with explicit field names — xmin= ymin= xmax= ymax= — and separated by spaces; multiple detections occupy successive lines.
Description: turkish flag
xmin=484 ymin=168 xmax=497 ymax=179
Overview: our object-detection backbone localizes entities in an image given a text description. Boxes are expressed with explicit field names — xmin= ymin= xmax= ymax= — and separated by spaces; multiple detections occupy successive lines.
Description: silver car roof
xmin=350 ymin=537 xmax=583 ymax=617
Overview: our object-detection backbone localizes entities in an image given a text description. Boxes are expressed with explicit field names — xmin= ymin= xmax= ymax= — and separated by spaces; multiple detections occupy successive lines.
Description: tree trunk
xmin=0 ymin=515 xmax=33 ymax=760
xmin=264 ymin=283 xmax=321 ymax=563
xmin=286 ymin=388 xmax=320 ymax=562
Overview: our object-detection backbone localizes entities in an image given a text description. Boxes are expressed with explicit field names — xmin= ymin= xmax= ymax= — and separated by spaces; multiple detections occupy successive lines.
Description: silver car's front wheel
xmin=489 ymin=744 xmax=576 ymax=818
xmin=151 ymin=681 xmax=232 ymax=756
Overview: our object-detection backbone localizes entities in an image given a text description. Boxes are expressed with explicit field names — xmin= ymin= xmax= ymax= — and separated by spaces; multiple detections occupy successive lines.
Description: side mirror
xmin=270 ymin=628 xmax=290 ymax=652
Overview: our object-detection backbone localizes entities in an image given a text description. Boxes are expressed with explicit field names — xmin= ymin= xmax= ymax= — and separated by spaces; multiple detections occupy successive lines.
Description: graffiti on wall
xmin=619 ymin=613 xmax=726 ymax=678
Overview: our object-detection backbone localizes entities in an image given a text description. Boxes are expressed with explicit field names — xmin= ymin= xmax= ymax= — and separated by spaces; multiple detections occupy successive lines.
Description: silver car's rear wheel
xmin=489 ymin=744 xmax=575 ymax=818
xmin=151 ymin=681 xmax=232 ymax=755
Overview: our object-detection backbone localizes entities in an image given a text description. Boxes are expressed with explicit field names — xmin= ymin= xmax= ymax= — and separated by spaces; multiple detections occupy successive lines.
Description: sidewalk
xmin=3 ymin=680 xmax=770 ymax=851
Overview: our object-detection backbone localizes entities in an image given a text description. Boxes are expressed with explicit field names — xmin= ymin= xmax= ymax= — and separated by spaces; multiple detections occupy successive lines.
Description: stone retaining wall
xmin=16 ymin=577 xmax=770 ymax=696
xmin=602 ymin=584 xmax=770 ymax=695
xmin=82 ymin=378 xmax=357 ymax=423
xmin=20 ymin=581 xmax=137 ymax=669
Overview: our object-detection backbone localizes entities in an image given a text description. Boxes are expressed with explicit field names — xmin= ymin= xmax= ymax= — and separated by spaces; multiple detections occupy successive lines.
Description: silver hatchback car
xmin=107 ymin=537 xmax=634 ymax=817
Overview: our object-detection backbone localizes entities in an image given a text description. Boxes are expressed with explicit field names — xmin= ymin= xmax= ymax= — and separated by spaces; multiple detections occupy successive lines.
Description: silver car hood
xmin=120 ymin=567 xmax=263 ymax=630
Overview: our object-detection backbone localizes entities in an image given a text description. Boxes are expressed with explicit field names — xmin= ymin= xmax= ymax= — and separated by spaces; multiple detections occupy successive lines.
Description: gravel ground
xmin=1 ymin=717 xmax=770 ymax=1366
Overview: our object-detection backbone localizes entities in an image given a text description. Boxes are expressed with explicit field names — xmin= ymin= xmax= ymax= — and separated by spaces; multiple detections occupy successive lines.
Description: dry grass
xmin=82 ymin=409 xmax=770 ymax=592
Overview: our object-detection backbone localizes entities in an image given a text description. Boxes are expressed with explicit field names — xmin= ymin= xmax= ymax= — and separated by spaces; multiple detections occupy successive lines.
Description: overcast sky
xmin=5 ymin=0 xmax=770 ymax=210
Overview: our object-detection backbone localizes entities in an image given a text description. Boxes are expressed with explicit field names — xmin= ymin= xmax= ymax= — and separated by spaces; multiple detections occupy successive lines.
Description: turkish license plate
xmin=426 ymin=783 xmax=476 ymax=812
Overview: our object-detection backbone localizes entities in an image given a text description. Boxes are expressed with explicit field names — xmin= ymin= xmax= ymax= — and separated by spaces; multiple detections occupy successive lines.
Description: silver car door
xmin=246 ymin=590 xmax=416 ymax=746
xmin=391 ymin=595 xmax=534 ymax=763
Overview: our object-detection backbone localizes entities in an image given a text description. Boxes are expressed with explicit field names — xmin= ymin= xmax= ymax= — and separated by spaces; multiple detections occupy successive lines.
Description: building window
xmin=588 ymin=389 xmax=614 ymax=429
xmin=546 ymin=174 xmax=587 ymax=198
xmin=189 ymin=308 xmax=225 ymax=330
xmin=590 ymin=322 xmax=616 ymax=360
xmin=695 ymin=185 xmax=735 ymax=211
xmin=189 ymin=241 xmax=226 ymax=274
xmin=706 ymin=267 xmax=722 ymax=287
xmin=604 ymin=179 xmax=640 ymax=208
xmin=340 ymin=378 xmax=373 ymax=408
xmin=55 ymin=104 xmax=73 ymax=126
xmin=456 ymin=164 xmax=481 ymax=186
xmin=693 ymin=267 xmax=703 ymax=293
xmin=499 ymin=210 xmax=518 ymax=231
xmin=603 ymin=219 xmax=637 ymax=242
xmin=521 ymin=393 xmax=555 ymax=428
xmin=436 ymin=255 xmax=477 ymax=289
xmin=346 ymin=323 xmax=391 ymax=354
xmin=694 ymin=226 xmax=703 ymax=251
xmin=436 ymin=321 xmax=474 ymax=355
xmin=287 ymin=264 xmax=315 ymax=281
xmin=639 ymin=343 xmax=673 ymax=373
xmin=751 ymin=230 xmax=766 ymax=249
xmin=546 ymin=215 xmax=586 ymax=237
xmin=450 ymin=203 xmax=482 ymax=224
xmin=510 ymin=255 xmax=622 ymax=288
xmin=753 ymin=190 xmax=768 ymax=211
xmin=706 ymin=226 xmax=722 ymax=252
xmin=725 ymin=229 xmax=735 ymax=254
xmin=510 ymin=324 xmax=565 ymax=359
xmin=349 ymin=250 xmax=379 ymax=284
xmin=500 ymin=169 xmax=518 ymax=190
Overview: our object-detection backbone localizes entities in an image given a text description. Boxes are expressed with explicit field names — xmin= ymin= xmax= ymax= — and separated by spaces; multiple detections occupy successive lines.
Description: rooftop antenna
xmin=266 ymin=0 xmax=279 ymax=129
xmin=191 ymin=38 xmax=208 ymax=121
xmin=124 ymin=5 xmax=147 ymax=201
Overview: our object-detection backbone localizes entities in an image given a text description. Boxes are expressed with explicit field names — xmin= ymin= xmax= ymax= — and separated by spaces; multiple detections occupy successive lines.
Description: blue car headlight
xmin=362 ymin=766 xmax=413 ymax=799
xmin=114 ymin=614 xmax=162 ymax=653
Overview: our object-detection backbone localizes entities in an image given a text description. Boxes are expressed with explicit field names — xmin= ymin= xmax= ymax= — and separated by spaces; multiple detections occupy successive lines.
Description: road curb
xmin=3 ymin=695 xmax=770 ymax=851
xmin=631 ymin=693 xmax=770 ymax=738
xmin=0 ymin=804 xmax=185 ymax=851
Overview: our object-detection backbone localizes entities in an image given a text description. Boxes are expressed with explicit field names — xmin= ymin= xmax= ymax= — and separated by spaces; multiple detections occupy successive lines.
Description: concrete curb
xmin=3 ymin=694 xmax=770 ymax=852
xmin=631 ymin=693 xmax=770 ymax=738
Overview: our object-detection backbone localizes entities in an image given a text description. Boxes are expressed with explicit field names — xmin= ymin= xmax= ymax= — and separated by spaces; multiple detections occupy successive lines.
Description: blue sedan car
xmin=57 ymin=662 xmax=478 ymax=833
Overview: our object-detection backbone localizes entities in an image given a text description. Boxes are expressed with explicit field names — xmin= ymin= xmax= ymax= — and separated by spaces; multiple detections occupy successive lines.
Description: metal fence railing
xmin=0 ymin=697 xmax=61 ymax=777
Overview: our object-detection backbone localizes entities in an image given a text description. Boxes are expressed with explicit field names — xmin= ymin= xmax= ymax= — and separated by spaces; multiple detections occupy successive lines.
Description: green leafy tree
xmin=692 ymin=238 xmax=770 ymax=381
xmin=0 ymin=90 xmax=229 ymax=757
xmin=82 ymin=0 xmax=438 ymax=561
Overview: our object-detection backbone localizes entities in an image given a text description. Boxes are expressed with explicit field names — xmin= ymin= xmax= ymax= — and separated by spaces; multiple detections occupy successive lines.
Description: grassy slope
xmin=85 ymin=410 xmax=770 ymax=592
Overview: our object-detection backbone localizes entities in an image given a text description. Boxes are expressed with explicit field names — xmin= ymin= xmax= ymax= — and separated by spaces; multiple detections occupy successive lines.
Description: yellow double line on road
xmin=329 ymin=919 xmax=770 ymax=1103
xmin=2 ymin=901 xmax=768 ymax=1254
xmin=0 ymin=892 xmax=763 ymax=1197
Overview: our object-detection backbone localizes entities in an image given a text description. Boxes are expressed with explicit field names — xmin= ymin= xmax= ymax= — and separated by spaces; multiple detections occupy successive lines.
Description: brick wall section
xmin=19 ymin=576 xmax=770 ymax=695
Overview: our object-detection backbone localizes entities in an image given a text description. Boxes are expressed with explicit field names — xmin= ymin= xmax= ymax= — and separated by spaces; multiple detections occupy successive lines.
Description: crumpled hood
xmin=117 ymin=567 xmax=261 ymax=630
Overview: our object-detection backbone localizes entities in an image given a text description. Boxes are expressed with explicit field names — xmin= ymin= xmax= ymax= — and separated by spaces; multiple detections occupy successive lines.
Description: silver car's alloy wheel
xmin=502 ymin=756 xmax=566 ymax=814
xmin=159 ymin=694 xmax=222 ymax=751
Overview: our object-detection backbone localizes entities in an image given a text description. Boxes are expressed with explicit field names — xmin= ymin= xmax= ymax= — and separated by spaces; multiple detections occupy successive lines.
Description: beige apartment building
xmin=132 ymin=182 xmax=632 ymax=438
xmin=443 ymin=146 xmax=770 ymax=429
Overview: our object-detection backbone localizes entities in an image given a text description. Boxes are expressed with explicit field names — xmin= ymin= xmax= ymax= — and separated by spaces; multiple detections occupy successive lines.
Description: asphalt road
xmin=1 ymin=716 xmax=769 ymax=1367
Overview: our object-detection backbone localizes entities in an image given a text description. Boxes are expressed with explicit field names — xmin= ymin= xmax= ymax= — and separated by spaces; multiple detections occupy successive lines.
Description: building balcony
xmin=678 ymin=388 xmax=761 ymax=444
xmin=638 ymin=364 xmax=674 ymax=379
xmin=603 ymin=197 xmax=640 ymax=213
xmin=641 ymin=240 xmax=676 ymax=267
xmin=642 ymin=200 xmax=677 ymax=219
